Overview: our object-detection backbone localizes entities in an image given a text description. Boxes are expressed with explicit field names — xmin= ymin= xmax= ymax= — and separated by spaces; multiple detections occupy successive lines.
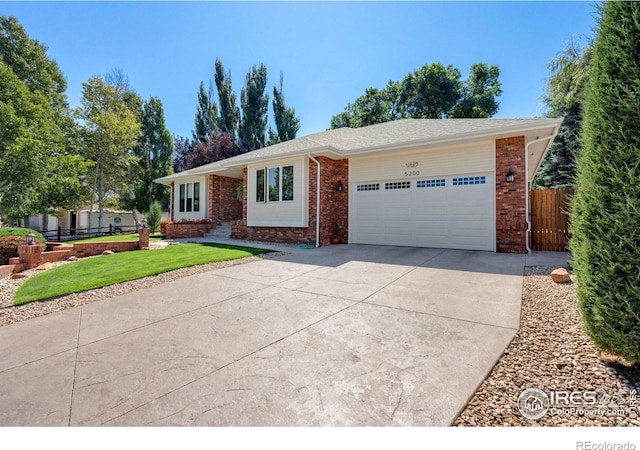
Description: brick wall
xmin=208 ymin=175 xmax=243 ymax=225
xmin=164 ymin=222 xmax=215 ymax=239
xmin=73 ymin=241 xmax=139 ymax=258
xmin=231 ymin=158 xmax=349 ymax=246
xmin=495 ymin=136 xmax=527 ymax=253
xmin=317 ymin=157 xmax=349 ymax=246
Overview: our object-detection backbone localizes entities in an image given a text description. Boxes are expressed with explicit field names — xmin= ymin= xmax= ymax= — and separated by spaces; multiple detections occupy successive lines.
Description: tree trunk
xmin=98 ymin=165 xmax=104 ymax=233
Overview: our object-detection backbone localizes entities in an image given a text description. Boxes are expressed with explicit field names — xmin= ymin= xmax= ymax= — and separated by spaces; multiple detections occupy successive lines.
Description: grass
xmin=64 ymin=233 xmax=165 ymax=244
xmin=14 ymin=243 xmax=270 ymax=305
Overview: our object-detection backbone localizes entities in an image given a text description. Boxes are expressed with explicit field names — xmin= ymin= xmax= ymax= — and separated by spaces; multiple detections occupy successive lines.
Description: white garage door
xmin=350 ymin=173 xmax=495 ymax=251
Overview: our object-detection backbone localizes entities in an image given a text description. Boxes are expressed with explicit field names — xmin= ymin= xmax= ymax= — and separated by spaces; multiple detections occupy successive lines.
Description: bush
xmin=0 ymin=227 xmax=45 ymax=243
xmin=145 ymin=201 xmax=163 ymax=234
xmin=570 ymin=2 xmax=640 ymax=363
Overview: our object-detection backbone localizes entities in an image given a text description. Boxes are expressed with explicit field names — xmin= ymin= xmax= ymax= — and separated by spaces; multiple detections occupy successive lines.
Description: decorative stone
xmin=36 ymin=262 xmax=54 ymax=271
xmin=102 ymin=250 xmax=114 ymax=255
xmin=11 ymin=273 xmax=28 ymax=279
xmin=67 ymin=256 xmax=78 ymax=261
xmin=551 ymin=268 xmax=571 ymax=283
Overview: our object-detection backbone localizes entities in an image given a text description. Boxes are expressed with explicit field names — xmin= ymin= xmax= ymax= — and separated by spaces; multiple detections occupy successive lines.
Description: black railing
xmin=40 ymin=225 xmax=139 ymax=242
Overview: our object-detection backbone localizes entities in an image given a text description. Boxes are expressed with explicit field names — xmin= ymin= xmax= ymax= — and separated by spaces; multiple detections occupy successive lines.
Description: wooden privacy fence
xmin=529 ymin=188 xmax=574 ymax=252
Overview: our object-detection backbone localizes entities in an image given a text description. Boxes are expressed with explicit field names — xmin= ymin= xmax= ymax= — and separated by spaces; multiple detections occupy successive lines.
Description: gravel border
xmin=454 ymin=266 xmax=640 ymax=426
xmin=0 ymin=251 xmax=284 ymax=327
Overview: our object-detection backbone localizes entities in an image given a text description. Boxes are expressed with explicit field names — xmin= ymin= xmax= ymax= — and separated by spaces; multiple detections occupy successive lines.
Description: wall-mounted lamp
xmin=336 ymin=181 xmax=344 ymax=192
xmin=26 ymin=231 xmax=35 ymax=246
xmin=506 ymin=170 xmax=515 ymax=183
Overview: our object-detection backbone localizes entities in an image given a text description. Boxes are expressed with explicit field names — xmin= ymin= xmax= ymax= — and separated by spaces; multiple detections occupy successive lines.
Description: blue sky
xmin=2 ymin=1 xmax=597 ymax=139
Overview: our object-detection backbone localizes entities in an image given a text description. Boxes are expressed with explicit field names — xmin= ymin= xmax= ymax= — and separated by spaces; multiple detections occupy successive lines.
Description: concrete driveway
xmin=0 ymin=245 xmax=545 ymax=426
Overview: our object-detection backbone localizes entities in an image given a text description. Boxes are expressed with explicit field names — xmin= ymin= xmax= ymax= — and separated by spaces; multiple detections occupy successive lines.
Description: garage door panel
xmin=351 ymin=171 xmax=495 ymax=251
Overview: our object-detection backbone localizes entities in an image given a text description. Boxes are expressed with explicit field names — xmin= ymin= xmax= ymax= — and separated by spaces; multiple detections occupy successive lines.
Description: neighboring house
xmin=28 ymin=208 xmax=140 ymax=239
xmin=156 ymin=118 xmax=562 ymax=253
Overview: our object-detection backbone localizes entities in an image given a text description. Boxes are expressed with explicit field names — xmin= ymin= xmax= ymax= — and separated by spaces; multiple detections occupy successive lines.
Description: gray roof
xmin=158 ymin=118 xmax=562 ymax=182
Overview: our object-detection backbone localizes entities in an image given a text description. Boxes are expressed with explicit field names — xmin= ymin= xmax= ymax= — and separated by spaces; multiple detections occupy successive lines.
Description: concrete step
xmin=205 ymin=222 xmax=231 ymax=239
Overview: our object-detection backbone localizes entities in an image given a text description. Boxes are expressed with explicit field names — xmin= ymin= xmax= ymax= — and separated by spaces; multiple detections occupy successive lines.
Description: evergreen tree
xmin=214 ymin=59 xmax=239 ymax=138
xmin=239 ymin=64 xmax=269 ymax=150
xmin=535 ymin=42 xmax=592 ymax=188
xmin=570 ymin=1 xmax=640 ymax=363
xmin=193 ymin=81 xmax=218 ymax=144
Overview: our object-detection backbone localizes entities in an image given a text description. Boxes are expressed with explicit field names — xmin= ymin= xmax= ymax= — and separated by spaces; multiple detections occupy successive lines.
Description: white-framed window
xmin=179 ymin=182 xmax=200 ymax=212
xmin=257 ymin=165 xmax=294 ymax=203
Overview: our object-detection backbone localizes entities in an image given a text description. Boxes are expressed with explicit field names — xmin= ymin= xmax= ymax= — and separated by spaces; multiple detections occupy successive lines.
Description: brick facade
xmin=208 ymin=175 xmax=243 ymax=225
xmin=164 ymin=222 xmax=215 ymax=239
xmin=495 ymin=136 xmax=527 ymax=253
xmin=230 ymin=158 xmax=349 ymax=246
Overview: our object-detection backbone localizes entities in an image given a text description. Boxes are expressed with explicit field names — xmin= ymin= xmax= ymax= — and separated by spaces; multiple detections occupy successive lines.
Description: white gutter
xmin=308 ymin=153 xmax=321 ymax=248
xmin=525 ymin=135 xmax=555 ymax=254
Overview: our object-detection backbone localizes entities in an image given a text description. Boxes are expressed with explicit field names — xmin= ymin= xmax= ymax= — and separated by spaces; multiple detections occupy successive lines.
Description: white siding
xmin=247 ymin=156 xmax=308 ymax=227
xmin=173 ymin=175 xmax=208 ymax=221
xmin=349 ymin=142 xmax=494 ymax=183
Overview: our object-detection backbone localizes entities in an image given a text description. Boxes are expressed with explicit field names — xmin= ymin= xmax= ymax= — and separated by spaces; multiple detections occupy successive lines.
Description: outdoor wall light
xmin=506 ymin=170 xmax=515 ymax=183
xmin=26 ymin=231 xmax=35 ymax=245
xmin=336 ymin=181 xmax=344 ymax=192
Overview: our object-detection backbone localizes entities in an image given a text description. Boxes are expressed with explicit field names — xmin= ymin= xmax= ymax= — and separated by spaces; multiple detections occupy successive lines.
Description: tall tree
xmin=570 ymin=2 xmax=640 ymax=363
xmin=0 ymin=16 xmax=87 ymax=223
xmin=193 ymin=81 xmax=218 ymax=144
xmin=534 ymin=41 xmax=592 ymax=188
xmin=330 ymin=62 xmax=502 ymax=128
xmin=239 ymin=64 xmax=269 ymax=150
xmin=132 ymin=97 xmax=173 ymax=212
xmin=214 ymin=59 xmax=239 ymax=138
xmin=451 ymin=63 xmax=502 ymax=118
xmin=77 ymin=76 xmax=141 ymax=231
xmin=268 ymin=72 xmax=300 ymax=144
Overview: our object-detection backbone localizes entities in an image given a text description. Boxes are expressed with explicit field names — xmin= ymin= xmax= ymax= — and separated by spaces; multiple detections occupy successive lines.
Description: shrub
xmin=570 ymin=2 xmax=640 ymax=363
xmin=0 ymin=227 xmax=45 ymax=243
xmin=145 ymin=201 xmax=163 ymax=233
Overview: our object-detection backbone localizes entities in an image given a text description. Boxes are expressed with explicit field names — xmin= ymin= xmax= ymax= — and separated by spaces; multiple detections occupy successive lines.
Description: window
xmin=385 ymin=181 xmax=411 ymax=190
xmin=357 ymin=183 xmax=380 ymax=191
xmin=416 ymin=179 xmax=446 ymax=188
xmin=256 ymin=169 xmax=265 ymax=202
xmin=178 ymin=182 xmax=200 ymax=212
xmin=259 ymin=165 xmax=294 ymax=203
xmin=452 ymin=176 xmax=486 ymax=186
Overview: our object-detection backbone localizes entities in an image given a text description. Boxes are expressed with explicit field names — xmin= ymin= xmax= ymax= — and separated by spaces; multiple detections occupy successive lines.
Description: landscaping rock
xmin=102 ymin=250 xmax=114 ymax=255
xmin=551 ymin=267 xmax=571 ymax=283
xmin=35 ymin=262 xmax=54 ymax=271
xmin=10 ymin=273 xmax=28 ymax=280
xmin=67 ymin=256 xmax=78 ymax=261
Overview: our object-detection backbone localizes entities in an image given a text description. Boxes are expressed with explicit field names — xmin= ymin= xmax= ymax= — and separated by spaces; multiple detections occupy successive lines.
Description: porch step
xmin=205 ymin=222 xmax=231 ymax=239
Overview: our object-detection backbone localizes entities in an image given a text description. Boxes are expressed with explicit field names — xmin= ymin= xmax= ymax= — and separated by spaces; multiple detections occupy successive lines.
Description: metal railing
xmin=41 ymin=224 xmax=139 ymax=242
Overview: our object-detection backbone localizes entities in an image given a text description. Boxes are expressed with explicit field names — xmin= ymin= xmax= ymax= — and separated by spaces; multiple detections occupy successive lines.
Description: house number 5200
xmin=404 ymin=170 xmax=420 ymax=177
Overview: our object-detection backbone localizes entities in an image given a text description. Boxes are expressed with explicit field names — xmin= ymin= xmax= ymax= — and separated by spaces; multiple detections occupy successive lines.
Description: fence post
xmin=58 ymin=227 xmax=61 ymax=242
xmin=109 ymin=224 xmax=113 ymax=235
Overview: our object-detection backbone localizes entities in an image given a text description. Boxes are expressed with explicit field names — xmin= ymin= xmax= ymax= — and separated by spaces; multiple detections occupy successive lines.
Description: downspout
xmin=308 ymin=154 xmax=321 ymax=248
xmin=525 ymin=136 xmax=553 ymax=254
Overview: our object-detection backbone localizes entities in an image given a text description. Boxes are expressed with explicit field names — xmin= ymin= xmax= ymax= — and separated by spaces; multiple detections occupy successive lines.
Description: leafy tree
xmin=214 ymin=59 xmax=239 ymax=138
xmin=132 ymin=97 xmax=173 ymax=212
xmin=0 ymin=16 xmax=87 ymax=223
xmin=239 ymin=64 xmax=269 ymax=151
xmin=330 ymin=62 xmax=502 ymax=128
xmin=172 ymin=135 xmax=193 ymax=173
xmin=570 ymin=1 xmax=640 ymax=363
xmin=193 ymin=81 xmax=218 ymax=144
xmin=534 ymin=42 xmax=592 ymax=188
xmin=77 ymin=76 xmax=141 ymax=232
xmin=187 ymin=133 xmax=239 ymax=169
xmin=268 ymin=72 xmax=300 ymax=144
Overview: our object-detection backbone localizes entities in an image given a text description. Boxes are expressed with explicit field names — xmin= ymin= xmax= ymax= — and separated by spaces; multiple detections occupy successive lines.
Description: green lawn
xmin=14 ymin=243 xmax=270 ymax=305
xmin=64 ymin=233 xmax=165 ymax=244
